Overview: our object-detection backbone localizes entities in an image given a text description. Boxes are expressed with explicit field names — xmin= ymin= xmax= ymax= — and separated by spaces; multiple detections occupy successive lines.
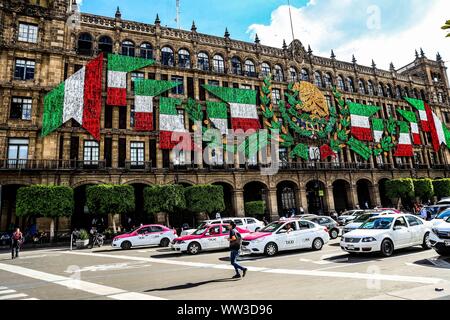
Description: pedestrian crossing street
xmin=0 ymin=286 xmax=38 ymax=300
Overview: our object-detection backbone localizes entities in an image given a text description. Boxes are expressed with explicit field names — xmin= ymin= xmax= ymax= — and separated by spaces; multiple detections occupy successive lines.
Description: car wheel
xmin=380 ymin=239 xmax=394 ymax=257
xmin=121 ymin=241 xmax=132 ymax=250
xmin=160 ymin=238 xmax=170 ymax=248
xmin=330 ymin=229 xmax=339 ymax=240
xmin=264 ymin=242 xmax=278 ymax=257
xmin=187 ymin=242 xmax=201 ymax=255
xmin=312 ymin=238 xmax=324 ymax=251
xmin=422 ymin=232 xmax=432 ymax=250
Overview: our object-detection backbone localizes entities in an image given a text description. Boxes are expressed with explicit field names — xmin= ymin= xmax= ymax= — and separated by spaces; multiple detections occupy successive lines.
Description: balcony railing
xmin=0 ymin=159 xmax=106 ymax=171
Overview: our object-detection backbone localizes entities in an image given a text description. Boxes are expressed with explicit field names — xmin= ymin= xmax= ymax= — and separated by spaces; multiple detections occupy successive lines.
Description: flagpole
xmin=287 ymin=0 xmax=296 ymax=59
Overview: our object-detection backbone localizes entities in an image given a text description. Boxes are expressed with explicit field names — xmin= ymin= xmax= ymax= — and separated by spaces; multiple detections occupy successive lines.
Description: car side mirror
xmin=278 ymin=229 xmax=287 ymax=234
xmin=205 ymin=232 xmax=211 ymax=236
xmin=394 ymin=226 xmax=404 ymax=231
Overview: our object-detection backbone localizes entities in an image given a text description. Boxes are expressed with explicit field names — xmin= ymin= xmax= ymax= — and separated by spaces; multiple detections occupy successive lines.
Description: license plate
xmin=347 ymin=245 xmax=355 ymax=250
xmin=445 ymin=241 xmax=450 ymax=247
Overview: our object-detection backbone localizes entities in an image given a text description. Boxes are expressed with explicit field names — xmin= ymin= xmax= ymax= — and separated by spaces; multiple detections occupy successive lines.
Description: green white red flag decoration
xmin=159 ymin=97 xmax=191 ymax=150
xmin=206 ymin=101 xmax=229 ymax=135
xmin=405 ymin=97 xmax=430 ymax=132
xmin=133 ymin=80 xmax=180 ymax=131
xmin=203 ymin=85 xmax=261 ymax=132
xmin=348 ymin=102 xmax=380 ymax=141
xmin=372 ymin=118 xmax=384 ymax=143
xmin=42 ymin=53 xmax=104 ymax=140
xmin=397 ymin=109 xmax=421 ymax=145
xmin=394 ymin=121 xmax=413 ymax=157
xmin=107 ymin=54 xmax=154 ymax=106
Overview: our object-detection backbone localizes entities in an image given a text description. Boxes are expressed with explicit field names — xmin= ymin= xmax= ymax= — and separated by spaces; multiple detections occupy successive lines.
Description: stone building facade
xmin=0 ymin=0 xmax=450 ymax=231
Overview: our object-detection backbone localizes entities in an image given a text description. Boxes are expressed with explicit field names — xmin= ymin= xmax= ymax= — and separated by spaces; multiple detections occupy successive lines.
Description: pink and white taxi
xmin=241 ymin=219 xmax=330 ymax=257
xmin=112 ymin=224 xmax=177 ymax=250
xmin=172 ymin=224 xmax=251 ymax=255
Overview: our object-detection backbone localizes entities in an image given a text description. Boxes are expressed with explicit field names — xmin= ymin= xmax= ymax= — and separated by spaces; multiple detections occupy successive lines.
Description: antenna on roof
xmin=175 ymin=0 xmax=181 ymax=29
xmin=287 ymin=0 xmax=296 ymax=59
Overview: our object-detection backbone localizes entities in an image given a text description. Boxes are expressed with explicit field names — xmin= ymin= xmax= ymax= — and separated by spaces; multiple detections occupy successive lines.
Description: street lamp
xmin=312 ymin=148 xmax=324 ymax=215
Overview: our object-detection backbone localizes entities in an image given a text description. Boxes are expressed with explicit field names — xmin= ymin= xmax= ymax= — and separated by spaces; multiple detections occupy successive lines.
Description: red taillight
xmin=324 ymin=227 xmax=329 ymax=233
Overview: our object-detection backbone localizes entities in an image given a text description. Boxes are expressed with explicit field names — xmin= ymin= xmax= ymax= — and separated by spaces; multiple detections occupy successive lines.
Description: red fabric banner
xmin=320 ymin=144 xmax=336 ymax=160
xmin=231 ymin=118 xmax=261 ymax=132
xmin=394 ymin=144 xmax=414 ymax=157
xmin=134 ymin=113 xmax=153 ymax=132
xmin=82 ymin=53 xmax=104 ymax=141
xmin=351 ymin=127 xmax=373 ymax=142
xmin=421 ymin=120 xmax=430 ymax=132
xmin=425 ymin=102 xmax=440 ymax=152
xmin=412 ymin=133 xmax=422 ymax=145
xmin=159 ymin=131 xmax=193 ymax=150
xmin=106 ymin=88 xmax=127 ymax=106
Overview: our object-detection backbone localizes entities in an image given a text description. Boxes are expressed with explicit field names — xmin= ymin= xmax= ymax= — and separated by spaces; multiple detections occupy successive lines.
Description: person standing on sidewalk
xmin=11 ymin=228 xmax=23 ymax=260
xmin=228 ymin=222 xmax=247 ymax=279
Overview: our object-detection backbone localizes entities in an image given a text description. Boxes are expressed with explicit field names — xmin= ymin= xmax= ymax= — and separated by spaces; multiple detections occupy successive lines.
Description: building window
xmin=18 ymin=23 xmax=38 ymax=43
xmin=346 ymin=78 xmax=354 ymax=93
xmin=140 ymin=43 xmax=153 ymax=59
xmin=386 ymin=85 xmax=393 ymax=98
xmin=208 ymin=80 xmax=220 ymax=87
xmin=301 ymin=69 xmax=309 ymax=81
xmin=279 ymin=148 xmax=288 ymax=164
xmin=273 ymin=65 xmax=284 ymax=82
xmin=325 ymin=96 xmax=333 ymax=109
xmin=272 ymin=89 xmax=281 ymax=105
xmin=377 ymin=84 xmax=385 ymax=97
xmin=131 ymin=72 xmax=144 ymax=91
xmin=324 ymin=73 xmax=333 ymax=89
xmin=241 ymin=84 xmax=251 ymax=90
xmin=161 ymin=47 xmax=174 ymax=66
xmin=178 ymin=49 xmax=191 ymax=68
xmin=130 ymin=105 xmax=135 ymax=128
xmin=231 ymin=57 xmax=242 ymax=75
xmin=8 ymin=138 xmax=29 ymax=167
xmin=83 ymin=140 xmax=99 ymax=165
xmin=98 ymin=36 xmax=113 ymax=54
xmin=212 ymin=54 xmax=225 ymax=73
xmin=358 ymin=80 xmax=366 ymax=94
xmin=289 ymin=67 xmax=297 ymax=83
xmin=77 ymin=33 xmax=93 ymax=56
xmin=14 ymin=59 xmax=35 ymax=80
xmin=245 ymin=60 xmax=256 ymax=77
xmin=130 ymin=142 xmax=145 ymax=167
xmin=211 ymin=148 xmax=223 ymax=166
xmin=261 ymin=63 xmax=271 ymax=78
xmin=173 ymin=150 xmax=186 ymax=166
xmin=121 ymin=40 xmax=135 ymax=57
xmin=337 ymin=76 xmax=345 ymax=91
xmin=198 ymin=52 xmax=209 ymax=71
xmin=314 ymin=72 xmax=323 ymax=87
xmin=367 ymin=81 xmax=374 ymax=95
xmin=171 ymin=76 xmax=184 ymax=95
xmin=10 ymin=97 xmax=32 ymax=120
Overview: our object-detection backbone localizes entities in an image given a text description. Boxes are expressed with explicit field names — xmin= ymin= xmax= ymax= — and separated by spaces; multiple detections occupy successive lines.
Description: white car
xmin=430 ymin=217 xmax=450 ymax=256
xmin=338 ymin=210 xmax=365 ymax=226
xmin=241 ymin=219 xmax=330 ymax=257
xmin=112 ymin=224 xmax=177 ymax=250
xmin=181 ymin=217 xmax=265 ymax=236
xmin=340 ymin=214 xmax=432 ymax=257
xmin=342 ymin=210 xmax=401 ymax=235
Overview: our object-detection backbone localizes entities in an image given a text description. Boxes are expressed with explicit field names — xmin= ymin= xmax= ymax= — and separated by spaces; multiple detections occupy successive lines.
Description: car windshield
xmin=196 ymin=222 xmax=209 ymax=229
xmin=436 ymin=210 xmax=450 ymax=219
xmin=261 ymin=222 xmax=285 ymax=233
xmin=360 ymin=217 xmax=394 ymax=230
xmin=192 ymin=228 xmax=208 ymax=236
xmin=354 ymin=214 xmax=375 ymax=223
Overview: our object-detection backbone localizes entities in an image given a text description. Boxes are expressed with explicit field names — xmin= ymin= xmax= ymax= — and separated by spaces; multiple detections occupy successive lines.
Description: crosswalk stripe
xmin=21 ymin=298 xmax=39 ymax=300
xmin=108 ymin=292 xmax=166 ymax=300
xmin=0 ymin=290 xmax=16 ymax=295
xmin=0 ymin=293 xmax=28 ymax=300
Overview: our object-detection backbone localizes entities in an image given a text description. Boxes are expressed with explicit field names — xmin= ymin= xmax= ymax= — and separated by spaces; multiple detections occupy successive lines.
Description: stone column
xmin=233 ymin=189 xmax=245 ymax=217
xmin=372 ymin=184 xmax=382 ymax=208
xmin=326 ymin=185 xmax=335 ymax=213
xmin=267 ymin=189 xmax=279 ymax=221
xmin=299 ymin=186 xmax=308 ymax=213
xmin=112 ymin=136 xmax=119 ymax=168
xmin=156 ymin=143 xmax=163 ymax=169
xmin=349 ymin=185 xmax=359 ymax=209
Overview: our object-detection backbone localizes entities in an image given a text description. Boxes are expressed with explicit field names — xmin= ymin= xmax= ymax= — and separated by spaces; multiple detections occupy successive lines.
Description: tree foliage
xmin=385 ymin=179 xmax=415 ymax=200
xmin=16 ymin=185 xmax=74 ymax=218
xmin=86 ymin=185 xmax=135 ymax=215
xmin=433 ymin=179 xmax=450 ymax=199
xmin=442 ymin=20 xmax=450 ymax=37
xmin=413 ymin=179 xmax=434 ymax=201
xmin=245 ymin=201 xmax=265 ymax=216
xmin=143 ymin=185 xmax=186 ymax=215
xmin=184 ymin=185 xmax=225 ymax=214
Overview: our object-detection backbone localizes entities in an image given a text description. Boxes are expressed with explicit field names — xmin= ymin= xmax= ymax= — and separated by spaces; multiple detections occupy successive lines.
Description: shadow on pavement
xmin=412 ymin=256 xmax=450 ymax=269
xmin=145 ymin=278 xmax=241 ymax=292
xmin=324 ymin=247 xmax=428 ymax=264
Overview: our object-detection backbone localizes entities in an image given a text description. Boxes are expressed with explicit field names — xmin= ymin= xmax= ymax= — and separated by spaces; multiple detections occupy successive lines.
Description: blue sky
xmin=79 ymin=0 xmax=450 ymax=69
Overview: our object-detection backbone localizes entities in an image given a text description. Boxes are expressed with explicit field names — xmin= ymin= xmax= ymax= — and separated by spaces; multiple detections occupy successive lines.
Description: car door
xmin=245 ymin=218 xmax=257 ymax=232
xmin=392 ymin=217 xmax=412 ymax=248
xmin=405 ymin=216 xmax=422 ymax=244
xmin=148 ymin=226 xmax=165 ymax=245
xmin=297 ymin=221 xmax=315 ymax=248
xmin=134 ymin=227 xmax=152 ymax=246
xmin=220 ymin=225 xmax=232 ymax=248
xmin=272 ymin=222 xmax=290 ymax=250
xmin=200 ymin=226 xmax=222 ymax=250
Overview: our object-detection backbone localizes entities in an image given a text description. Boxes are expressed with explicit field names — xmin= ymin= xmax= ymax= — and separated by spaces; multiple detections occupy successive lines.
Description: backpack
xmin=230 ymin=230 xmax=242 ymax=249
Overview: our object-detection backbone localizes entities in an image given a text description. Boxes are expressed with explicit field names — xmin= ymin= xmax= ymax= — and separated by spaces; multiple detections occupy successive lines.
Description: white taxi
xmin=340 ymin=214 xmax=432 ymax=257
xmin=112 ymin=224 xmax=178 ymax=250
xmin=430 ymin=217 xmax=450 ymax=256
xmin=241 ymin=219 xmax=330 ymax=257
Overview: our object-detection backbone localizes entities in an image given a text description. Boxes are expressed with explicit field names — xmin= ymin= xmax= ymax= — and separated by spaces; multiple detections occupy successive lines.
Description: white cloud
xmin=247 ymin=0 xmax=450 ymax=70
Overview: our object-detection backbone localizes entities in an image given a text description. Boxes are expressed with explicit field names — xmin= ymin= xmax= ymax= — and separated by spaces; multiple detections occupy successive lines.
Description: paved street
xmin=0 ymin=239 xmax=450 ymax=300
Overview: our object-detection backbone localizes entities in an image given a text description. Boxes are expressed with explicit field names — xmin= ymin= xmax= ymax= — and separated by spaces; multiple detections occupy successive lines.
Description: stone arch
xmin=0 ymin=183 xmax=29 ymax=232
xmin=71 ymin=180 xmax=104 ymax=189
xmin=243 ymin=181 xmax=269 ymax=217
xmin=356 ymin=179 xmax=374 ymax=209
xmin=277 ymin=180 xmax=299 ymax=217
xmin=332 ymin=179 xmax=352 ymax=213
xmin=378 ymin=178 xmax=393 ymax=208
xmin=305 ymin=180 xmax=328 ymax=214
xmin=212 ymin=181 xmax=235 ymax=217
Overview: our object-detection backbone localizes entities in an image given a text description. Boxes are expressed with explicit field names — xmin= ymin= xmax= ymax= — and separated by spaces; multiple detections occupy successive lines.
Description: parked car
xmin=437 ymin=197 xmax=450 ymax=205
xmin=112 ymin=224 xmax=177 ymax=250
xmin=172 ymin=224 xmax=251 ymax=255
xmin=430 ymin=217 xmax=450 ymax=256
xmin=342 ymin=210 xmax=403 ymax=235
xmin=241 ymin=219 xmax=330 ymax=257
xmin=301 ymin=215 xmax=340 ymax=239
xmin=337 ymin=210 xmax=365 ymax=226
xmin=340 ymin=214 xmax=432 ymax=257
xmin=0 ymin=232 xmax=11 ymax=246
xmin=421 ymin=205 xmax=450 ymax=220
xmin=180 ymin=217 xmax=264 ymax=236
xmin=431 ymin=209 xmax=450 ymax=226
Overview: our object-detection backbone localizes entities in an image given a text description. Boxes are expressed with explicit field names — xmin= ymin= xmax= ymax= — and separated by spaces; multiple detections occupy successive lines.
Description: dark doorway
xmin=357 ymin=180 xmax=373 ymax=209
xmin=0 ymin=185 xmax=25 ymax=232
xmin=333 ymin=180 xmax=351 ymax=213
xmin=72 ymin=185 xmax=93 ymax=230
xmin=212 ymin=182 xmax=235 ymax=217
xmin=277 ymin=181 xmax=298 ymax=217
xmin=306 ymin=181 xmax=326 ymax=215
xmin=243 ymin=181 xmax=268 ymax=219
xmin=379 ymin=179 xmax=393 ymax=208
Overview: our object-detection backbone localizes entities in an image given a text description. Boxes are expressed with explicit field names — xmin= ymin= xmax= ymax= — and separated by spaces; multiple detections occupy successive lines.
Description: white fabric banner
xmin=160 ymin=114 xmax=186 ymax=132
xmin=398 ymin=133 xmax=412 ymax=145
xmin=230 ymin=103 xmax=258 ymax=120
xmin=135 ymin=95 xmax=154 ymax=113
xmin=350 ymin=115 xmax=370 ymax=129
xmin=419 ymin=110 xmax=428 ymax=122
xmin=411 ymin=123 xmax=419 ymax=134
xmin=374 ymin=131 xmax=384 ymax=143
xmin=309 ymin=147 xmax=320 ymax=160
xmin=63 ymin=67 xmax=85 ymax=124
xmin=433 ymin=112 xmax=446 ymax=145
xmin=210 ymin=118 xmax=228 ymax=135
xmin=108 ymin=71 xmax=127 ymax=89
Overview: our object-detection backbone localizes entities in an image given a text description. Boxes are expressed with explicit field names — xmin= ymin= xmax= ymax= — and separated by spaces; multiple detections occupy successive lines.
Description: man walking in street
xmin=11 ymin=228 xmax=23 ymax=260
xmin=228 ymin=222 xmax=247 ymax=279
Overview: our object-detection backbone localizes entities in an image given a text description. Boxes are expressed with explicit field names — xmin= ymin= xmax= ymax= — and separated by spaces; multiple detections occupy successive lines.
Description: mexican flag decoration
xmin=320 ymin=145 xmax=336 ymax=160
xmin=372 ymin=118 xmax=384 ymax=143
xmin=133 ymin=80 xmax=180 ymax=131
xmin=397 ymin=109 xmax=421 ymax=145
xmin=348 ymin=102 xmax=380 ymax=141
xmin=107 ymin=54 xmax=154 ymax=106
xmin=206 ymin=101 xmax=229 ymax=135
xmin=394 ymin=121 xmax=413 ymax=157
xmin=203 ymin=85 xmax=261 ymax=132
xmin=426 ymin=103 xmax=449 ymax=152
xmin=42 ymin=53 xmax=104 ymax=140
xmin=159 ymin=97 xmax=191 ymax=150
xmin=405 ymin=97 xmax=430 ymax=132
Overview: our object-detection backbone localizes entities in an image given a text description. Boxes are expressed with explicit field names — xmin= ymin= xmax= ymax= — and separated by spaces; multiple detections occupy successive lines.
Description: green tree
xmin=413 ymin=179 xmax=434 ymax=203
xmin=442 ymin=20 xmax=450 ymax=37
xmin=143 ymin=185 xmax=186 ymax=226
xmin=16 ymin=185 xmax=74 ymax=240
xmin=184 ymin=185 xmax=225 ymax=220
xmin=385 ymin=179 xmax=415 ymax=209
xmin=433 ymin=179 xmax=450 ymax=200
xmin=86 ymin=185 xmax=135 ymax=233
xmin=245 ymin=201 xmax=265 ymax=216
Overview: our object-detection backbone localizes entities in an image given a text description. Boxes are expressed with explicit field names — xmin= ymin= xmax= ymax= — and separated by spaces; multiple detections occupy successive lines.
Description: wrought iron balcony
xmin=0 ymin=159 xmax=106 ymax=171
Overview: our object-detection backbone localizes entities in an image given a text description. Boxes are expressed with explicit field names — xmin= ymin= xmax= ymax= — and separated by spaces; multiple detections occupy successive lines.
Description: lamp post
xmin=313 ymin=148 xmax=324 ymax=215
